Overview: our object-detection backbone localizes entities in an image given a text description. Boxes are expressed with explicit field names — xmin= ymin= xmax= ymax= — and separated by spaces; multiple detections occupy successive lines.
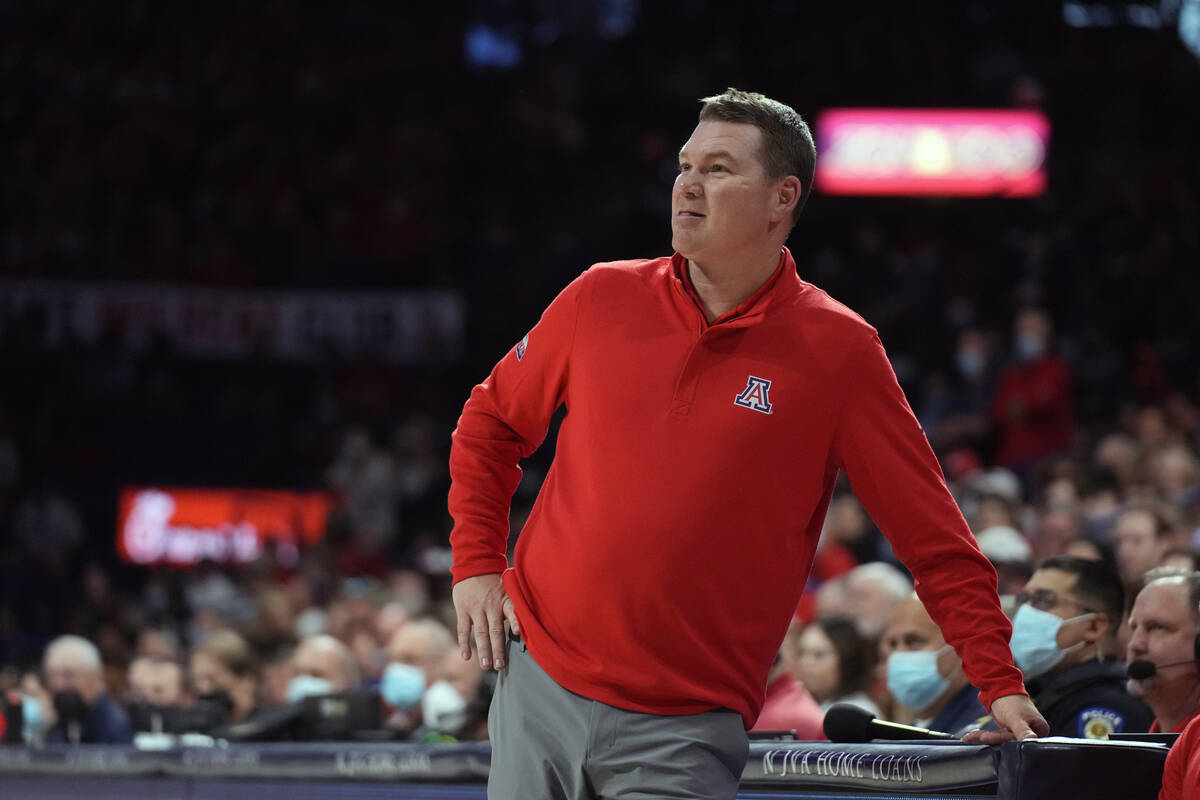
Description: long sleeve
xmin=832 ymin=332 xmax=1026 ymax=708
xmin=1159 ymin=713 xmax=1200 ymax=800
xmin=447 ymin=271 xmax=587 ymax=584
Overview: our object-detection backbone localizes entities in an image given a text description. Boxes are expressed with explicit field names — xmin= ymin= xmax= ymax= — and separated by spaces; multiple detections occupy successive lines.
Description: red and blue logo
xmin=734 ymin=376 xmax=773 ymax=415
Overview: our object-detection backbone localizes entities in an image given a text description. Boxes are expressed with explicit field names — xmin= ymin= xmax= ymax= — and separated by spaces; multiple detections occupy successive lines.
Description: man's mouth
xmin=676 ymin=211 xmax=705 ymax=217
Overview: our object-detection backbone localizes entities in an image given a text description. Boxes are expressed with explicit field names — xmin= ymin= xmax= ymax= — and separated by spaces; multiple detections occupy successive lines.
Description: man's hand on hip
xmin=961 ymin=694 xmax=1049 ymax=745
xmin=452 ymin=573 xmax=519 ymax=671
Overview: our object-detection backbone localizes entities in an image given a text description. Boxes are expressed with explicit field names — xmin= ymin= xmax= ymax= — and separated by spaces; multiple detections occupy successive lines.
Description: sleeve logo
xmin=1078 ymin=707 xmax=1123 ymax=739
xmin=734 ymin=376 xmax=774 ymax=415
xmin=516 ymin=333 xmax=529 ymax=361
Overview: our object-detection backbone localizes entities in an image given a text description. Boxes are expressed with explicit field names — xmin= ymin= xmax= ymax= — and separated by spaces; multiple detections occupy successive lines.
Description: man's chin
xmin=671 ymin=234 xmax=700 ymax=259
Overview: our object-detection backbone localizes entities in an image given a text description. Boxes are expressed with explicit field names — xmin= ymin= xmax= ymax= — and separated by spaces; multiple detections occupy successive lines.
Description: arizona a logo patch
xmin=516 ymin=333 xmax=529 ymax=361
xmin=734 ymin=376 xmax=773 ymax=415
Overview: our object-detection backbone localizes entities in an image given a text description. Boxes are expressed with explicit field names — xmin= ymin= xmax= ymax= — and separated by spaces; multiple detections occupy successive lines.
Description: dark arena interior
xmin=1 ymin=2 xmax=1199 ymax=798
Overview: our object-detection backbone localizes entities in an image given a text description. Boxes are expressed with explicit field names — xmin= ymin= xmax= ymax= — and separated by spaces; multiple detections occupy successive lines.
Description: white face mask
xmin=420 ymin=681 xmax=468 ymax=735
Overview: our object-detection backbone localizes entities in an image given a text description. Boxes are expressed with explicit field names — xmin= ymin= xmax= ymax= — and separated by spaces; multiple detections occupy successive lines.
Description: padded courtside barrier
xmin=0 ymin=737 xmax=1169 ymax=799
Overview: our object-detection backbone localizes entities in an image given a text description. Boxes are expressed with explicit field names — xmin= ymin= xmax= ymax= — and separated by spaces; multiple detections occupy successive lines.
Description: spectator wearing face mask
xmin=430 ymin=646 xmax=491 ymax=740
xmin=881 ymin=593 xmax=987 ymax=736
xmin=989 ymin=308 xmax=1073 ymax=474
xmin=127 ymin=655 xmax=222 ymax=736
xmin=189 ymin=629 xmax=260 ymax=723
xmin=288 ymin=634 xmax=360 ymax=702
xmin=127 ymin=655 xmax=184 ymax=707
xmin=42 ymin=634 xmax=133 ymax=744
xmin=1010 ymin=557 xmax=1152 ymax=738
xmin=930 ymin=328 xmax=998 ymax=456
xmin=17 ymin=671 xmax=53 ymax=745
xmin=380 ymin=618 xmax=456 ymax=735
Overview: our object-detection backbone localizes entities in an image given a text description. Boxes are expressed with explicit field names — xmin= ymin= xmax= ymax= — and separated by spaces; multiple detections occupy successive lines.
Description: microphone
xmin=823 ymin=703 xmax=956 ymax=743
xmin=1127 ymin=659 xmax=1199 ymax=680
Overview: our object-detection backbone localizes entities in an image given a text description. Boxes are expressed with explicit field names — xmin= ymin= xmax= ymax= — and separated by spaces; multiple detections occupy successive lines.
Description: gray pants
xmin=487 ymin=637 xmax=748 ymax=799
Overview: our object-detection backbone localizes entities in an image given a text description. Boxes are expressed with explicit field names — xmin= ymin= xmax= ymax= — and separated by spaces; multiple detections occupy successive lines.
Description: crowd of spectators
xmin=1 ymin=0 xmax=1199 ymax=750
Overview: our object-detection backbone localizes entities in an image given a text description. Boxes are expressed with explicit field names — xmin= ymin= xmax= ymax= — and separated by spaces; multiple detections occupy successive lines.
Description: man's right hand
xmin=452 ymin=573 xmax=520 ymax=671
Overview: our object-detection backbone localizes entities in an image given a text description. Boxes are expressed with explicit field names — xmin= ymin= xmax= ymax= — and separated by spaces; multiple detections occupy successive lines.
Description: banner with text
xmin=117 ymin=486 xmax=335 ymax=567
xmin=815 ymin=108 xmax=1050 ymax=197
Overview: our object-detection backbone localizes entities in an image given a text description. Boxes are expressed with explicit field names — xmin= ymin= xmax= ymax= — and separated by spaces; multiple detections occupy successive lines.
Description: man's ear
xmin=772 ymin=176 xmax=802 ymax=224
xmin=1082 ymin=612 xmax=1109 ymax=644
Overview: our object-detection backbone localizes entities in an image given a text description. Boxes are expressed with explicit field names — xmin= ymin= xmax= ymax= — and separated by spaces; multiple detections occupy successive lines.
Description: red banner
xmin=815 ymin=109 xmax=1050 ymax=197
xmin=117 ymin=486 xmax=335 ymax=566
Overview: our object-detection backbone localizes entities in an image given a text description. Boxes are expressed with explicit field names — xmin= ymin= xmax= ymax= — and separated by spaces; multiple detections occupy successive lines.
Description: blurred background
xmin=1 ymin=0 xmax=1198 ymax=742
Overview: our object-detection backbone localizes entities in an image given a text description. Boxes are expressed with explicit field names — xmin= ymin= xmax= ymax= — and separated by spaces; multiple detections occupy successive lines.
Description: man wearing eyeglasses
xmin=1009 ymin=556 xmax=1152 ymax=738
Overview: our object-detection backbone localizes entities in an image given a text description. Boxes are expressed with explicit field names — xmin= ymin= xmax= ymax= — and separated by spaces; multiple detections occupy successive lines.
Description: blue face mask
xmin=21 ymin=695 xmax=43 ymax=742
xmin=1015 ymin=333 xmax=1046 ymax=362
xmin=1009 ymin=604 xmax=1093 ymax=680
xmin=887 ymin=646 xmax=952 ymax=713
xmin=287 ymin=674 xmax=335 ymax=704
xmin=380 ymin=662 xmax=426 ymax=709
xmin=956 ymin=350 xmax=985 ymax=379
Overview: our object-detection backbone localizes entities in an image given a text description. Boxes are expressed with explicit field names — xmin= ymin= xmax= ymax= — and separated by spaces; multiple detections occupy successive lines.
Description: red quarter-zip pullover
xmin=449 ymin=248 xmax=1026 ymax=727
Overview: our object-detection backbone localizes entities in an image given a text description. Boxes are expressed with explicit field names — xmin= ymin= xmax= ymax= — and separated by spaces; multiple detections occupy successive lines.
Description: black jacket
xmin=1027 ymin=659 xmax=1154 ymax=739
xmin=46 ymin=694 xmax=133 ymax=745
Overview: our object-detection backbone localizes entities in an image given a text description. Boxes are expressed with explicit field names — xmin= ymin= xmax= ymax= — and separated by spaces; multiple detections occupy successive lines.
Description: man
xmin=1126 ymin=568 xmax=1200 ymax=733
xmin=380 ymin=619 xmax=458 ymax=731
xmin=1114 ymin=504 xmax=1173 ymax=592
xmin=127 ymin=655 xmax=185 ymax=707
xmin=42 ymin=634 xmax=133 ymax=744
xmin=1010 ymin=557 xmax=1152 ymax=738
xmin=975 ymin=524 xmax=1034 ymax=602
xmin=881 ymin=593 xmax=988 ymax=736
xmin=288 ymin=634 xmax=360 ymax=701
xmin=385 ymin=618 xmax=457 ymax=683
xmin=841 ymin=562 xmax=913 ymax=640
xmin=449 ymin=88 xmax=1045 ymax=800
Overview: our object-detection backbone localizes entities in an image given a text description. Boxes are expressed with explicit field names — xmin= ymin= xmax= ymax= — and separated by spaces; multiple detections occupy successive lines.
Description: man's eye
xmin=679 ymin=163 xmax=691 ymax=173
xmin=710 ymin=164 xmax=725 ymax=172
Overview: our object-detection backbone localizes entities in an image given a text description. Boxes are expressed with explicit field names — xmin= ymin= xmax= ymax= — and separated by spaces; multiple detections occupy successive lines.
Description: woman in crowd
xmin=188 ymin=630 xmax=261 ymax=723
xmin=791 ymin=616 xmax=881 ymax=717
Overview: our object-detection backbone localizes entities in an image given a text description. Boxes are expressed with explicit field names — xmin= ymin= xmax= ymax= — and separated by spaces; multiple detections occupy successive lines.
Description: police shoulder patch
xmin=1077 ymin=707 xmax=1124 ymax=739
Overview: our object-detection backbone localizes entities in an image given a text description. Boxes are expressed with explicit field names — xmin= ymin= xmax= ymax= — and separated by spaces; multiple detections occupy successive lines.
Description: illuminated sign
xmin=814 ymin=109 xmax=1050 ymax=197
xmin=117 ymin=486 xmax=334 ymax=567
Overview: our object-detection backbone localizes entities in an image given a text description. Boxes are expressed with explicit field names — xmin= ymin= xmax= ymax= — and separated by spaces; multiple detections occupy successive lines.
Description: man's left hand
xmin=961 ymin=695 xmax=1049 ymax=745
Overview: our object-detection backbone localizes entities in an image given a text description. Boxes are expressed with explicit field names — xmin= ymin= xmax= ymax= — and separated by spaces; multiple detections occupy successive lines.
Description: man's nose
xmin=676 ymin=173 xmax=702 ymax=198
xmin=1126 ymin=628 xmax=1147 ymax=657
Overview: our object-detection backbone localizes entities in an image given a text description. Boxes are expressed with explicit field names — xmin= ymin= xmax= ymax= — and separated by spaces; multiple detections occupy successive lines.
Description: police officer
xmin=1009 ymin=556 xmax=1153 ymax=738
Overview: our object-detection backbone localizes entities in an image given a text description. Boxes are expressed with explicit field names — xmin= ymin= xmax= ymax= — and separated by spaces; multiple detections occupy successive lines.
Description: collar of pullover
xmin=670 ymin=246 xmax=800 ymax=329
